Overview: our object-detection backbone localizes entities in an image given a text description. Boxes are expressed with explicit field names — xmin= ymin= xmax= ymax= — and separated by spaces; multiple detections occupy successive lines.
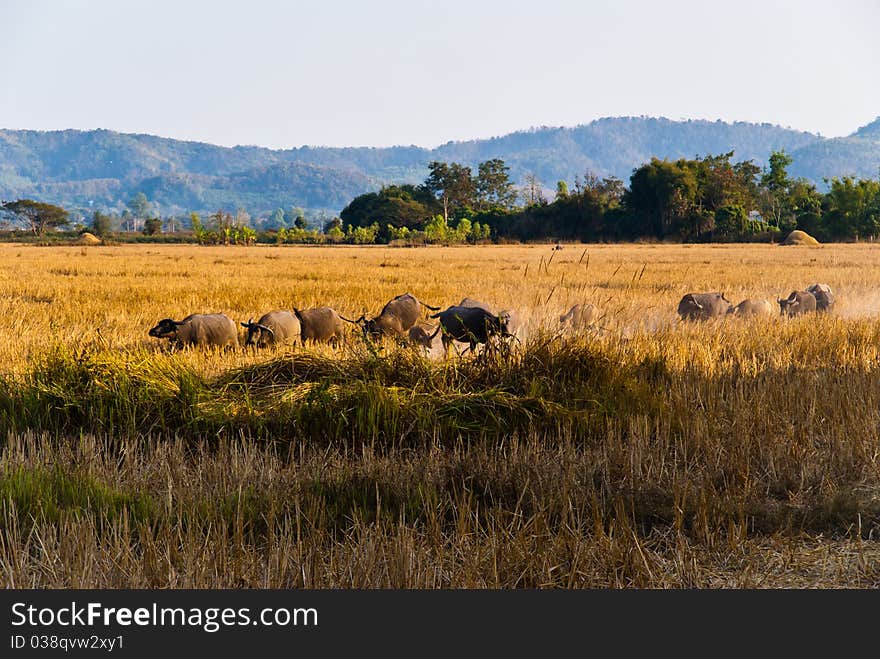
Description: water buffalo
xmin=294 ymin=307 xmax=357 ymax=344
xmin=456 ymin=298 xmax=521 ymax=338
xmin=148 ymin=313 xmax=238 ymax=350
xmin=677 ymin=293 xmax=732 ymax=321
xmin=359 ymin=292 xmax=440 ymax=339
xmin=407 ymin=324 xmax=436 ymax=352
xmin=559 ymin=303 xmax=597 ymax=330
xmin=778 ymin=290 xmax=817 ymax=317
xmin=429 ymin=305 xmax=513 ymax=355
xmin=807 ymin=283 xmax=835 ymax=312
xmin=728 ymin=299 xmax=774 ymax=318
xmin=241 ymin=310 xmax=301 ymax=348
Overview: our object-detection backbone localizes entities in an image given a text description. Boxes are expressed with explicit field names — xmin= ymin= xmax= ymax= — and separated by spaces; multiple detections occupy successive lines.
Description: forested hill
xmin=1 ymin=116 xmax=878 ymax=216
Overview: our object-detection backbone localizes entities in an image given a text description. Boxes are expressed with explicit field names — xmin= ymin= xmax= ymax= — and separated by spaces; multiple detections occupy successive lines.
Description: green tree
xmin=759 ymin=150 xmax=794 ymax=228
xmin=285 ymin=207 xmax=305 ymax=226
xmin=625 ymin=158 xmax=697 ymax=238
xmin=475 ymin=159 xmax=517 ymax=210
xmin=555 ymin=180 xmax=569 ymax=201
xmin=340 ymin=185 xmax=434 ymax=231
xmin=209 ymin=209 xmax=234 ymax=245
xmin=714 ymin=204 xmax=748 ymax=239
xmin=294 ymin=215 xmax=308 ymax=229
xmin=424 ymin=214 xmax=449 ymax=242
xmin=762 ymin=151 xmax=793 ymax=193
xmin=789 ymin=180 xmax=823 ymax=236
xmin=424 ymin=161 xmax=475 ymax=222
xmin=823 ymin=176 xmax=880 ymax=240
xmin=326 ymin=220 xmax=344 ymax=242
xmin=453 ymin=217 xmax=472 ymax=242
xmin=142 ymin=217 xmax=163 ymax=236
xmin=239 ymin=225 xmax=258 ymax=245
xmin=2 ymin=199 xmax=69 ymax=236
xmin=91 ymin=211 xmax=113 ymax=238
xmin=345 ymin=223 xmax=379 ymax=244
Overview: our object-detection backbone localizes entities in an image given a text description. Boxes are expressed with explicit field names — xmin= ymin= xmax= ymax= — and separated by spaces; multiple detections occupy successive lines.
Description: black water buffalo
xmin=457 ymin=298 xmax=521 ymax=337
xmin=429 ymin=305 xmax=513 ymax=355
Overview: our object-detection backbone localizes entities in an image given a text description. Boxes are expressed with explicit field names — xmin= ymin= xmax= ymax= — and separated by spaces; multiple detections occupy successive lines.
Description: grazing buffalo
xmin=677 ymin=293 xmax=733 ymax=321
xmin=241 ymin=310 xmax=301 ymax=348
xmin=807 ymin=283 xmax=835 ymax=312
xmin=430 ymin=305 xmax=513 ymax=355
xmin=559 ymin=303 xmax=597 ymax=330
xmin=728 ymin=299 xmax=774 ymax=318
xmin=294 ymin=307 xmax=357 ymax=344
xmin=457 ymin=297 xmax=520 ymax=337
xmin=407 ymin=324 xmax=436 ymax=351
xmin=148 ymin=313 xmax=238 ymax=350
xmin=778 ymin=291 xmax=817 ymax=317
xmin=359 ymin=292 xmax=439 ymax=339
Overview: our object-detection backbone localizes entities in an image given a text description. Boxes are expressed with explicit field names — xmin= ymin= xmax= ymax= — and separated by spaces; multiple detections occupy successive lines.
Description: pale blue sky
xmin=1 ymin=0 xmax=878 ymax=148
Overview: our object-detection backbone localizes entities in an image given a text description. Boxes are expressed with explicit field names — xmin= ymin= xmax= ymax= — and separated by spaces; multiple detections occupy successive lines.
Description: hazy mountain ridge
xmin=0 ymin=116 xmax=877 ymax=216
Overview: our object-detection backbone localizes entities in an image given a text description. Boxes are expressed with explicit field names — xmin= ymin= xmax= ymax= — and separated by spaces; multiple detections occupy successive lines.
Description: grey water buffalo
xmin=778 ymin=290 xmax=817 ymax=317
xmin=559 ymin=303 xmax=597 ymax=330
xmin=807 ymin=283 xmax=835 ymax=312
xmin=241 ymin=310 xmax=301 ymax=348
xmin=148 ymin=313 xmax=238 ymax=350
xmin=677 ymin=293 xmax=733 ymax=321
xmin=294 ymin=307 xmax=357 ymax=344
xmin=728 ymin=299 xmax=774 ymax=318
xmin=359 ymin=292 xmax=440 ymax=339
xmin=429 ymin=305 xmax=513 ymax=354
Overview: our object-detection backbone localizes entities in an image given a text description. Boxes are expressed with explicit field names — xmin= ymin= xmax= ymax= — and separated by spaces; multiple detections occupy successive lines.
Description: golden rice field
xmin=3 ymin=241 xmax=880 ymax=587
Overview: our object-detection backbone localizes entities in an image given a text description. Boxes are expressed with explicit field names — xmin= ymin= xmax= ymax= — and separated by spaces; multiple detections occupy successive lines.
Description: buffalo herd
xmin=149 ymin=293 xmax=523 ymax=354
xmin=676 ymin=283 xmax=835 ymax=322
xmin=147 ymin=283 xmax=836 ymax=353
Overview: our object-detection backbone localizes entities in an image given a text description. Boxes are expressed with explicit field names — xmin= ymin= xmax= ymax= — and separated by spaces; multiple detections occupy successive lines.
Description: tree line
xmin=3 ymin=152 xmax=878 ymax=244
xmin=341 ymin=152 xmax=880 ymax=243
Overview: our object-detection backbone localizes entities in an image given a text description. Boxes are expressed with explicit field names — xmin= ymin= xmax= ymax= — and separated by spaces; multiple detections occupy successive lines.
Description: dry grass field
xmin=3 ymin=241 xmax=880 ymax=587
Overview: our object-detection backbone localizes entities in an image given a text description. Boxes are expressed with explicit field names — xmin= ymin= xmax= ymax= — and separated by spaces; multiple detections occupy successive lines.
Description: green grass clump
xmin=0 ymin=337 xmax=666 ymax=445
xmin=0 ymin=465 xmax=154 ymax=526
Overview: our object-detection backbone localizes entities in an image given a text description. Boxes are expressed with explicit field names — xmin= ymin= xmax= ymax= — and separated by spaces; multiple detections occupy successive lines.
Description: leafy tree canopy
xmin=1 ymin=199 xmax=69 ymax=236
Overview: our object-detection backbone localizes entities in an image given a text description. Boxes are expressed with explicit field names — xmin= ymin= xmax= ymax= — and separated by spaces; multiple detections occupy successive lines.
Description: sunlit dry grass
xmin=3 ymin=241 xmax=880 ymax=365
xmin=3 ymin=241 xmax=880 ymax=587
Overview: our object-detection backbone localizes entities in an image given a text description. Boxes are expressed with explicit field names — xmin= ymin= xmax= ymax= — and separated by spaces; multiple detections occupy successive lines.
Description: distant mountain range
xmin=1 ymin=116 xmax=878 ymax=218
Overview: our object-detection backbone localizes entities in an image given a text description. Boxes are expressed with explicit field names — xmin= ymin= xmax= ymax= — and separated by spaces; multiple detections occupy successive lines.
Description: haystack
xmin=781 ymin=230 xmax=820 ymax=246
xmin=74 ymin=232 xmax=102 ymax=246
